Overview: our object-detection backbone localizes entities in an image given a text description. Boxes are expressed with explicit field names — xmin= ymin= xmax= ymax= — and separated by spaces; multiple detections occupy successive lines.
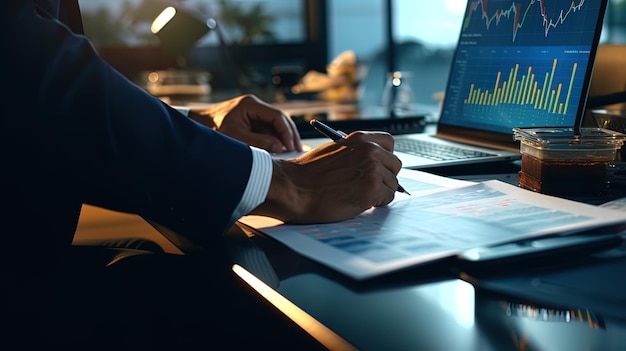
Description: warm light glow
xmin=232 ymin=264 xmax=357 ymax=351
xmin=147 ymin=71 xmax=160 ymax=84
xmin=151 ymin=7 xmax=176 ymax=34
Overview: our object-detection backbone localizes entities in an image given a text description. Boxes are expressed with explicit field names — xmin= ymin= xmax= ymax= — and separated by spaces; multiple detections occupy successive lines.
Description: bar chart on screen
xmin=464 ymin=58 xmax=578 ymax=116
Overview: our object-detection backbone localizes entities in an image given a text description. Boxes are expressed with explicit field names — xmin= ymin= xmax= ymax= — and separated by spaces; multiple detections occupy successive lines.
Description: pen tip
xmin=398 ymin=185 xmax=410 ymax=196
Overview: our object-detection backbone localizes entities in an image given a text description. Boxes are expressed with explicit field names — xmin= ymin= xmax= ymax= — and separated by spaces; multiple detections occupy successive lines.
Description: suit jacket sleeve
xmin=1 ymin=0 xmax=255 ymax=240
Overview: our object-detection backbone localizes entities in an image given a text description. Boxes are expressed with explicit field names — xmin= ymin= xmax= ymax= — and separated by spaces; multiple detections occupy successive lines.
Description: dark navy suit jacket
xmin=1 ymin=0 xmax=254 ymax=278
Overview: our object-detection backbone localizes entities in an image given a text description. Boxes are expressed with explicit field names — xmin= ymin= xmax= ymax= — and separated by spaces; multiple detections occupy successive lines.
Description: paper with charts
xmin=238 ymin=169 xmax=626 ymax=280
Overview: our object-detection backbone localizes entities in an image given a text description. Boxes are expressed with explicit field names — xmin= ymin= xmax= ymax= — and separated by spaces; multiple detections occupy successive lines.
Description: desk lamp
xmin=149 ymin=5 xmax=252 ymax=96
xmin=151 ymin=6 xmax=214 ymax=62
xmin=148 ymin=6 xmax=215 ymax=99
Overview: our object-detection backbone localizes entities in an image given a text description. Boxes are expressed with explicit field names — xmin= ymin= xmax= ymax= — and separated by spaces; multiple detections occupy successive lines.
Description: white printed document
xmin=238 ymin=169 xmax=626 ymax=280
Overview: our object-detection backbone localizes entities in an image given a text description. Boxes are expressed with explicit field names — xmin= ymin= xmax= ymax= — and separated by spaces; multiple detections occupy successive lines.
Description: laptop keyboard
xmin=394 ymin=137 xmax=498 ymax=161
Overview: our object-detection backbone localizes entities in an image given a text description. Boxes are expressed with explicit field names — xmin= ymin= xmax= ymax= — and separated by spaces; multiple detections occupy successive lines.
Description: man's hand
xmin=252 ymin=131 xmax=403 ymax=224
xmin=192 ymin=94 xmax=302 ymax=154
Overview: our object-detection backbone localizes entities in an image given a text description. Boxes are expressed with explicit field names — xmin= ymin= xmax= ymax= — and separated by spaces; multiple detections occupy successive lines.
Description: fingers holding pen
xmin=338 ymin=130 xmax=396 ymax=153
xmin=339 ymin=131 xmax=403 ymax=177
xmin=272 ymin=131 xmax=401 ymax=222
xmin=339 ymin=137 xmax=403 ymax=204
xmin=339 ymin=131 xmax=408 ymax=195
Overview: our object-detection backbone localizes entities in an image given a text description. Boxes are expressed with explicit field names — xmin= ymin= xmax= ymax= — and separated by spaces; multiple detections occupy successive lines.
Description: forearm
xmin=3 ymin=2 xmax=254 ymax=237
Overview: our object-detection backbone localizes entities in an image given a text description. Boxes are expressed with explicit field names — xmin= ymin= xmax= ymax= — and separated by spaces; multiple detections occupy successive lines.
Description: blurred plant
xmin=80 ymin=0 xmax=138 ymax=47
xmin=217 ymin=0 xmax=276 ymax=44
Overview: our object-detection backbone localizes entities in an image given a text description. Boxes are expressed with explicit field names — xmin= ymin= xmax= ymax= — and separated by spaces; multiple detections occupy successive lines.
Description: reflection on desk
xmin=149 ymin=151 xmax=626 ymax=350
xmin=224 ymin=221 xmax=626 ymax=351
xmin=474 ymin=289 xmax=620 ymax=351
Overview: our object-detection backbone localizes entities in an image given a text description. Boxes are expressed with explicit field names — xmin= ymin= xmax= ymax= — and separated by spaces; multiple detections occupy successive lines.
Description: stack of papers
xmin=239 ymin=169 xmax=626 ymax=280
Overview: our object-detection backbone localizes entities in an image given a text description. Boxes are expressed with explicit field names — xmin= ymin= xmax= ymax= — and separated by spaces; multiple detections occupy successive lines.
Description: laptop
xmin=302 ymin=0 xmax=609 ymax=170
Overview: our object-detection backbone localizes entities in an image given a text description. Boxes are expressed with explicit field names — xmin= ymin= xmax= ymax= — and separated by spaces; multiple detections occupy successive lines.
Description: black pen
xmin=310 ymin=119 xmax=411 ymax=195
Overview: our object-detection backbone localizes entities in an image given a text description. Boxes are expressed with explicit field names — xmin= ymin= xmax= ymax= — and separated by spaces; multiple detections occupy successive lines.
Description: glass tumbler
xmin=382 ymin=71 xmax=414 ymax=115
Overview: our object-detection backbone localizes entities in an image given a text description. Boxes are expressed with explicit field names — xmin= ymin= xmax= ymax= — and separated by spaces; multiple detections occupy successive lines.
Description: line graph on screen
xmin=463 ymin=0 xmax=587 ymax=42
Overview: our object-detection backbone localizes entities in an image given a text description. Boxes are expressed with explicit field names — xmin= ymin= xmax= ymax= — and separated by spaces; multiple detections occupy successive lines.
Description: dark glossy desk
xmin=156 ymin=160 xmax=626 ymax=350
xmin=223 ymin=217 xmax=626 ymax=351
xmin=236 ymin=161 xmax=626 ymax=350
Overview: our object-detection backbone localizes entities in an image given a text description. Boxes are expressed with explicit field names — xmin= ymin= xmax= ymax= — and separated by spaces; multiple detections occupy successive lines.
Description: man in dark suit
xmin=1 ymin=0 xmax=402 ymax=348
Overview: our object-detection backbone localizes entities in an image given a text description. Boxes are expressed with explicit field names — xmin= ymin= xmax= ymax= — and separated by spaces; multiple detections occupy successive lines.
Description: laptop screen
xmin=439 ymin=0 xmax=608 ymax=136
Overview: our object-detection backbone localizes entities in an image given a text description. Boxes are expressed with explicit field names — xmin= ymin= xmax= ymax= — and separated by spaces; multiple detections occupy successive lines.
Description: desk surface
xmin=228 ymin=162 xmax=626 ymax=350
xmin=225 ymin=216 xmax=626 ymax=351
xmin=156 ymin=160 xmax=626 ymax=350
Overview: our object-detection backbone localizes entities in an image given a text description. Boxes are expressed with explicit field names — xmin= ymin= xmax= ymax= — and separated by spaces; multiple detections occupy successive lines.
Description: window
xmin=80 ymin=0 xmax=310 ymax=47
xmin=330 ymin=0 xmax=626 ymax=109
xmin=78 ymin=0 xmax=625 ymax=105
xmin=326 ymin=1 xmax=463 ymax=109
xmin=78 ymin=0 xmax=327 ymax=99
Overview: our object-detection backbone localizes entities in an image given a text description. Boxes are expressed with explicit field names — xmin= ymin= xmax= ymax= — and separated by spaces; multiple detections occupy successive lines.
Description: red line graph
xmin=463 ymin=0 xmax=586 ymax=41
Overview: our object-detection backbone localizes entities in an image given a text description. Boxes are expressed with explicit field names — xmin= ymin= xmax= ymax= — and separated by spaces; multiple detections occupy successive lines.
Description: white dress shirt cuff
xmin=230 ymin=146 xmax=273 ymax=223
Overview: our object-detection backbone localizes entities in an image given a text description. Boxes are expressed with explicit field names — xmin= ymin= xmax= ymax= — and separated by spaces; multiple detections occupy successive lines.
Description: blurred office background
xmin=77 ymin=0 xmax=626 ymax=109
